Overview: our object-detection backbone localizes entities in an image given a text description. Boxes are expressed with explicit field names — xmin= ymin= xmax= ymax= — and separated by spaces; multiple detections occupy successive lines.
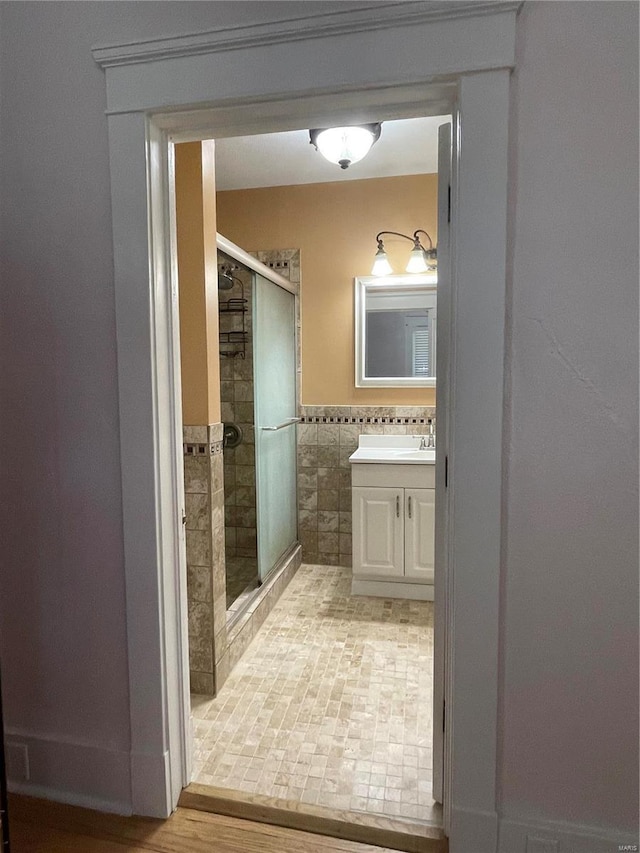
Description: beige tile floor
xmin=191 ymin=564 xmax=435 ymax=822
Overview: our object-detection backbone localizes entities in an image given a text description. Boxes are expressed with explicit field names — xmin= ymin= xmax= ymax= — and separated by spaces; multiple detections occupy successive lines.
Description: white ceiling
xmin=214 ymin=115 xmax=448 ymax=191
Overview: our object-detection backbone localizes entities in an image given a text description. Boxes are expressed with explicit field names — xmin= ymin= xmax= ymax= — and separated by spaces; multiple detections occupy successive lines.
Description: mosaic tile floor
xmin=191 ymin=564 xmax=436 ymax=822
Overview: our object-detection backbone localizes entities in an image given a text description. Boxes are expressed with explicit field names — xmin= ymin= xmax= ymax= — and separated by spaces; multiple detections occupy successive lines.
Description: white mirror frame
xmin=355 ymin=273 xmax=437 ymax=387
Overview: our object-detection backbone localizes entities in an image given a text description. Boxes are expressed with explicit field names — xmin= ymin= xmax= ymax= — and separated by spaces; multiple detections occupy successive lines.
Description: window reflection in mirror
xmin=355 ymin=274 xmax=437 ymax=387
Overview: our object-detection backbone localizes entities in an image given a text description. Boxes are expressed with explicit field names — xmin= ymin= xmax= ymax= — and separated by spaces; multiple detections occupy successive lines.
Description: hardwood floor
xmin=8 ymin=795 xmax=446 ymax=853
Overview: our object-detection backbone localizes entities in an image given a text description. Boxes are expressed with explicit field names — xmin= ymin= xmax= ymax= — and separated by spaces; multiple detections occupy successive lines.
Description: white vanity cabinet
xmin=353 ymin=485 xmax=435 ymax=583
xmin=350 ymin=436 xmax=436 ymax=601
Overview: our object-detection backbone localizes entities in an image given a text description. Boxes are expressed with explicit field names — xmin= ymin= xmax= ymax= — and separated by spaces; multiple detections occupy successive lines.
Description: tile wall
xmin=184 ymin=422 xmax=303 ymax=696
xmin=219 ymin=263 xmax=258 ymax=607
xmin=296 ymin=406 xmax=436 ymax=567
xmin=184 ymin=423 xmax=226 ymax=696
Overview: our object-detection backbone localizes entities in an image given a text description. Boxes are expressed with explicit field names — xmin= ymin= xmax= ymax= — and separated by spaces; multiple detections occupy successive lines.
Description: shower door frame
xmin=216 ymin=235 xmax=300 ymax=597
xmin=95 ymin=3 xmax=516 ymax=847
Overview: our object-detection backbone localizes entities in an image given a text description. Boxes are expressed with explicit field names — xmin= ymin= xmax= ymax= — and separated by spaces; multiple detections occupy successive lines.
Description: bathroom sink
xmin=389 ymin=448 xmax=436 ymax=462
xmin=349 ymin=436 xmax=435 ymax=465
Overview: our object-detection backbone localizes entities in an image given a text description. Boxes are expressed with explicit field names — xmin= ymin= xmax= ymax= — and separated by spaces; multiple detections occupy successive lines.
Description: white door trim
xmin=92 ymin=0 xmax=520 ymax=70
xmin=95 ymin=6 xmax=516 ymax=848
xmin=447 ymin=70 xmax=510 ymax=852
xmin=433 ymin=118 xmax=453 ymax=807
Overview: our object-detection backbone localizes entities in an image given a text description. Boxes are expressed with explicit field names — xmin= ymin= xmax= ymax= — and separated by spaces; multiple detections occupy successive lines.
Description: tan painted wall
xmin=216 ymin=175 xmax=437 ymax=406
xmin=175 ymin=141 xmax=221 ymax=424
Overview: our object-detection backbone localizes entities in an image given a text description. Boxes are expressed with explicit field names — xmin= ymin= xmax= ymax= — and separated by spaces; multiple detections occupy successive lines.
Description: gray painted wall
xmin=502 ymin=1 xmax=638 ymax=830
xmin=0 ymin=0 xmax=362 ymax=807
xmin=0 ymin=0 xmax=637 ymax=836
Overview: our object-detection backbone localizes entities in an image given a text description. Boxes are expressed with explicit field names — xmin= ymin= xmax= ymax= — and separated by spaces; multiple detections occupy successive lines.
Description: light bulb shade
xmin=405 ymin=247 xmax=429 ymax=274
xmin=371 ymin=249 xmax=393 ymax=277
xmin=310 ymin=123 xmax=381 ymax=169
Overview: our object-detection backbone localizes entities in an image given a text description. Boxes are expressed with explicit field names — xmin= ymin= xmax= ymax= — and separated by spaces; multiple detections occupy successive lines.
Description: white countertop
xmin=349 ymin=435 xmax=436 ymax=465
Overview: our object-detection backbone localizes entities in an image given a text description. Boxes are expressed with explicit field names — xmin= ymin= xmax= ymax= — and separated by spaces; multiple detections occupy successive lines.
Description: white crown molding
xmin=92 ymin=1 xmax=522 ymax=68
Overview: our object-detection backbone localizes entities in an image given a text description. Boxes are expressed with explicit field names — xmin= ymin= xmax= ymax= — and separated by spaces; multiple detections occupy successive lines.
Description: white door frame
xmin=433 ymin=118 xmax=454 ymax=806
xmin=94 ymin=3 xmax=516 ymax=848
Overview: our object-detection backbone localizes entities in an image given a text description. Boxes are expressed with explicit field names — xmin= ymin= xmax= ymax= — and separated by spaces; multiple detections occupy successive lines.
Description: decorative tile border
xmin=184 ymin=441 xmax=224 ymax=456
xmin=299 ymin=405 xmax=435 ymax=420
xmin=300 ymin=415 xmax=434 ymax=425
xmin=255 ymin=248 xmax=301 ymax=290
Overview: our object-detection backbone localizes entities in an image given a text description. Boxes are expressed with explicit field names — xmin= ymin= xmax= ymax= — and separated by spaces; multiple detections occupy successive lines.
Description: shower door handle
xmin=261 ymin=417 xmax=301 ymax=431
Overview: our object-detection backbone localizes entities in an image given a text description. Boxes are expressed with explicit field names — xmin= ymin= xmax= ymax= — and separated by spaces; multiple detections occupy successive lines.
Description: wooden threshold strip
xmin=180 ymin=782 xmax=447 ymax=853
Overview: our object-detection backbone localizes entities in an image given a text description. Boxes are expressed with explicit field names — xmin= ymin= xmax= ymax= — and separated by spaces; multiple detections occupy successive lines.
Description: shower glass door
xmin=253 ymin=273 xmax=298 ymax=581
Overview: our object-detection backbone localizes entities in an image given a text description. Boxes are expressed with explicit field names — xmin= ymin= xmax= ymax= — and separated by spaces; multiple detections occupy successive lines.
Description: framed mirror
xmin=355 ymin=273 xmax=437 ymax=387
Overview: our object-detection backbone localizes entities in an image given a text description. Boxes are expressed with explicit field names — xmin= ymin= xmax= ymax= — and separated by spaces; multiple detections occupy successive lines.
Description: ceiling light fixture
xmin=309 ymin=123 xmax=382 ymax=170
xmin=372 ymin=230 xmax=437 ymax=276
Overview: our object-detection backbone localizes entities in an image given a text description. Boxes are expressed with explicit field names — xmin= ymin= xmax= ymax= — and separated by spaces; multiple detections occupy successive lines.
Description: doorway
xmin=181 ymin=116 xmax=448 ymax=844
xmin=98 ymin=10 xmax=513 ymax=840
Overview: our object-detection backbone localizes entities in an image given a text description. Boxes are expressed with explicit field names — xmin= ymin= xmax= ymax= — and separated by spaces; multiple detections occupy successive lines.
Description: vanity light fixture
xmin=309 ymin=123 xmax=382 ymax=170
xmin=371 ymin=230 xmax=437 ymax=276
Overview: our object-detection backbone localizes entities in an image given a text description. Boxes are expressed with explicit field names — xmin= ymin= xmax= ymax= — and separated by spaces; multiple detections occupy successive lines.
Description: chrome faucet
xmin=427 ymin=422 xmax=436 ymax=448
xmin=419 ymin=435 xmax=427 ymax=450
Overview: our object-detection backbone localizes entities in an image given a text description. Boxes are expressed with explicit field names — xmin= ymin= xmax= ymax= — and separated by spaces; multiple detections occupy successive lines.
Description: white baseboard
xmin=351 ymin=579 xmax=434 ymax=600
xmin=449 ymin=806 xmax=498 ymax=853
xmin=498 ymin=813 xmax=639 ymax=853
xmin=5 ymin=727 xmax=132 ymax=814
xmin=8 ymin=779 xmax=131 ymax=816
xmin=130 ymin=747 xmax=173 ymax=817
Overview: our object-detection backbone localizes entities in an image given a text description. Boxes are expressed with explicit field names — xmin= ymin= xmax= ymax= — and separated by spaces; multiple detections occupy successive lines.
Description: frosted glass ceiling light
xmin=372 ymin=230 xmax=437 ymax=276
xmin=309 ymin=123 xmax=381 ymax=170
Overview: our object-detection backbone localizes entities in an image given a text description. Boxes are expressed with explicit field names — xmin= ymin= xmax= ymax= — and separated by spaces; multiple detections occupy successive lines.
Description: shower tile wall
xmin=184 ymin=414 xmax=302 ymax=697
xmin=184 ymin=423 xmax=226 ymax=696
xmin=297 ymin=406 xmax=436 ymax=567
xmin=219 ymin=265 xmax=258 ymax=607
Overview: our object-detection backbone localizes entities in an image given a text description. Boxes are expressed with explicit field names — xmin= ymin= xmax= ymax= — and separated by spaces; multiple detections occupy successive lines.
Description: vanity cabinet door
xmin=404 ymin=488 xmax=435 ymax=582
xmin=353 ymin=487 xmax=404 ymax=577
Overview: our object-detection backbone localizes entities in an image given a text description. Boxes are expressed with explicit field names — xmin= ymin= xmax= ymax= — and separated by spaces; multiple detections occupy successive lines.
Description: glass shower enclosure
xmin=217 ymin=238 xmax=298 ymax=612
xmin=253 ymin=273 xmax=298 ymax=581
